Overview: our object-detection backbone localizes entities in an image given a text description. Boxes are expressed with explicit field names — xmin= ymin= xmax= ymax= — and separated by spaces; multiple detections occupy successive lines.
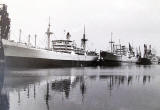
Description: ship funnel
xmin=66 ymin=32 xmax=71 ymax=40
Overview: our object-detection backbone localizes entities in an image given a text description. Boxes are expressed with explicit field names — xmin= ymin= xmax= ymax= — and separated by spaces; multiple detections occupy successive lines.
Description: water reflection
xmin=99 ymin=75 xmax=151 ymax=85
xmin=11 ymin=74 xmax=152 ymax=103
xmin=46 ymin=82 xmax=50 ymax=110
xmin=0 ymin=66 xmax=160 ymax=110
xmin=0 ymin=66 xmax=9 ymax=110
xmin=79 ymin=75 xmax=86 ymax=103
xmin=99 ymin=75 xmax=151 ymax=93
xmin=52 ymin=78 xmax=71 ymax=99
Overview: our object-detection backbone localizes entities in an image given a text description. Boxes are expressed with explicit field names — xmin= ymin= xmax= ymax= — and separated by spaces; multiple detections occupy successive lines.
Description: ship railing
xmin=54 ymin=50 xmax=71 ymax=54
xmin=53 ymin=44 xmax=72 ymax=47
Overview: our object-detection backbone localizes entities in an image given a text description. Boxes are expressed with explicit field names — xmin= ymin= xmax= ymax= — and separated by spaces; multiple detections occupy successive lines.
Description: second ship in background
xmin=100 ymin=32 xmax=158 ymax=65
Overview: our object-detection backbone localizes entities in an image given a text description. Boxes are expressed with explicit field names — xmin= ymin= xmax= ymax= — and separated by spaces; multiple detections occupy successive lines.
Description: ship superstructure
xmin=0 ymin=4 xmax=98 ymax=68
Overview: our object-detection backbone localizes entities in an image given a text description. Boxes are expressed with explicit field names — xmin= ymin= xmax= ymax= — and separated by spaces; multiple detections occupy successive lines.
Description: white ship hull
xmin=2 ymin=39 xmax=98 ymax=68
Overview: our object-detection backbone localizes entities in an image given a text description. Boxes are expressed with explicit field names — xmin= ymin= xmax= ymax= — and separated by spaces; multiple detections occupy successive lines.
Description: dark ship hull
xmin=99 ymin=51 xmax=121 ymax=66
xmin=5 ymin=56 xmax=97 ymax=68
xmin=136 ymin=58 xmax=151 ymax=65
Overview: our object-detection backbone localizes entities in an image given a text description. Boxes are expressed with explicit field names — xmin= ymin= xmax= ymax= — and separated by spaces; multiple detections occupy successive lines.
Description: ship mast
xmin=46 ymin=17 xmax=53 ymax=50
xmin=35 ymin=34 xmax=37 ymax=48
xmin=109 ymin=32 xmax=114 ymax=53
xmin=28 ymin=34 xmax=31 ymax=44
xmin=119 ymin=39 xmax=122 ymax=56
xmin=19 ymin=29 xmax=22 ymax=43
xmin=81 ymin=25 xmax=88 ymax=50
xmin=139 ymin=46 xmax=141 ymax=58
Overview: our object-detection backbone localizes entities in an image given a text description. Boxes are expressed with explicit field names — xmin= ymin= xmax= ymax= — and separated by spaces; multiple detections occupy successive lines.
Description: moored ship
xmin=100 ymin=32 xmax=138 ymax=66
xmin=99 ymin=33 xmax=121 ymax=66
xmin=136 ymin=44 xmax=152 ymax=65
xmin=0 ymin=4 xmax=98 ymax=68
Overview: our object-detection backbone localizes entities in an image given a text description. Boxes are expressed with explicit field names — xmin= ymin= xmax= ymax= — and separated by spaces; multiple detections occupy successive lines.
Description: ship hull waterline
xmin=4 ymin=56 xmax=97 ymax=68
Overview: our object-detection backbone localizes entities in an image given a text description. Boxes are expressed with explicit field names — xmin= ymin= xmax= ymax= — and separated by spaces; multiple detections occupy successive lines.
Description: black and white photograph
xmin=0 ymin=0 xmax=160 ymax=110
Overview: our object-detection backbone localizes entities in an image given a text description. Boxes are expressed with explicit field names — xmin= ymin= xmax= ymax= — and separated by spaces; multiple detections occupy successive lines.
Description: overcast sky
xmin=2 ymin=0 xmax=160 ymax=54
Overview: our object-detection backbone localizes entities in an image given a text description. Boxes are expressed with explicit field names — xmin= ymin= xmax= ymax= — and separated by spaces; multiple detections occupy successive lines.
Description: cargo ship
xmin=100 ymin=32 xmax=138 ymax=66
xmin=136 ymin=44 xmax=152 ymax=65
xmin=0 ymin=4 xmax=98 ymax=68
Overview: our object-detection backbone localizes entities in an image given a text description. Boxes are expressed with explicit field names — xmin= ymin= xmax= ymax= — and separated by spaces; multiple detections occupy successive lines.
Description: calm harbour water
xmin=0 ymin=64 xmax=160 ymax=110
